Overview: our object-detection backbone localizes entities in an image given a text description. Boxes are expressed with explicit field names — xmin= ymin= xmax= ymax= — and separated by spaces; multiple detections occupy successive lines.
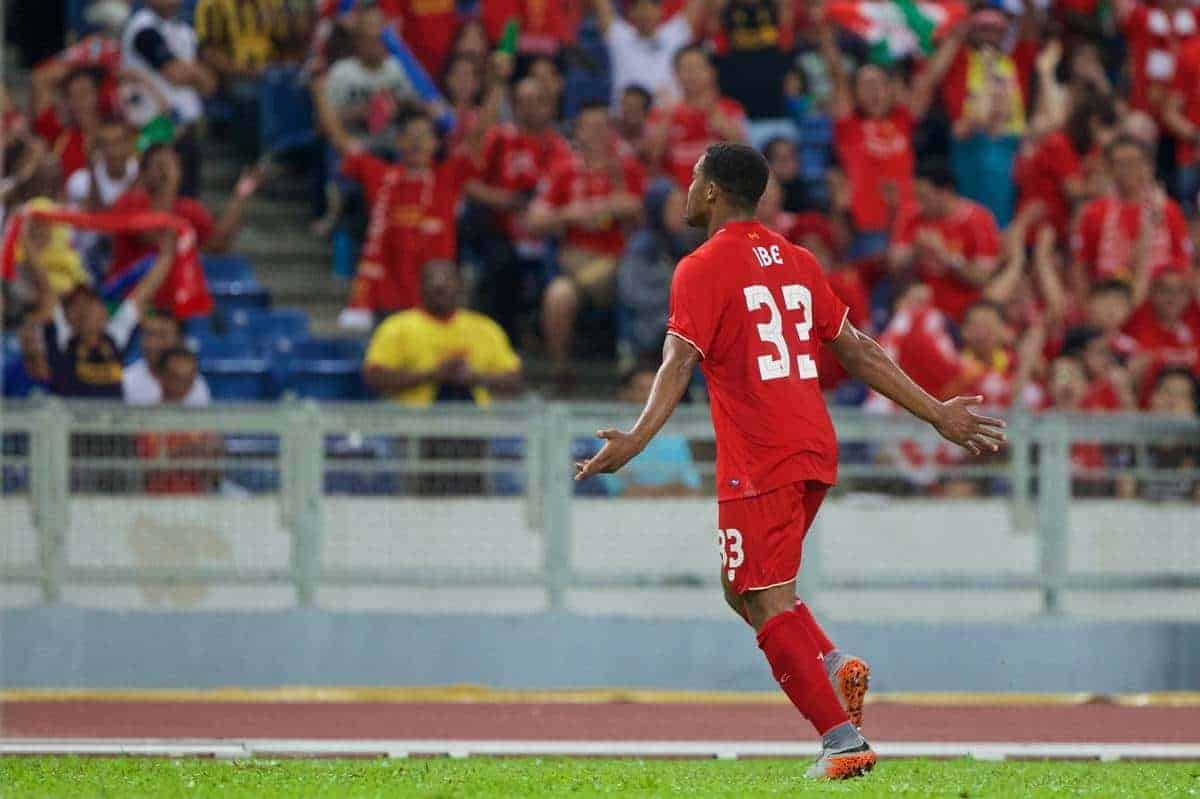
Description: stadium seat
xmin=228 ymin=308 xmax=310 ymax=348
xmin=201 ymin=254 xmax=255 ymax=283
xmin=279 ymin=337 xmax=368 ymax=400
xmin=200 ymin=354 xmax=277 ymax=400
xmin=209 ymin=277 xmax=271 ymax=309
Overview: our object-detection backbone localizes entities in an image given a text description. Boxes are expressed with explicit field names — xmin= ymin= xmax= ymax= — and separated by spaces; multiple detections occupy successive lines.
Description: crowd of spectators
xmin=2 ymin=0 xmax=1199 ymax=496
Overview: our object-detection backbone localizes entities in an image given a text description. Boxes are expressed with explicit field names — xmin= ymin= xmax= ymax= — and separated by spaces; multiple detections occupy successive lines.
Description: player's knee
xmin=742 ymin=587 xmax=795 ymax=630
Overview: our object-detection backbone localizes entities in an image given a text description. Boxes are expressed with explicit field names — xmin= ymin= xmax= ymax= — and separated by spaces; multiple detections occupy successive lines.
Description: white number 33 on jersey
xmin=744 ymin=283 xmax=818 ymax=382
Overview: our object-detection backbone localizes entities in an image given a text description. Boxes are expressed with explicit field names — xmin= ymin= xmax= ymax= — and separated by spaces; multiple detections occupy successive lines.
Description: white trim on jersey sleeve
xmin=666 ymin=329 xmax=705 ymax=360
xmin=831 ymin=306 xmax=850 ymax=342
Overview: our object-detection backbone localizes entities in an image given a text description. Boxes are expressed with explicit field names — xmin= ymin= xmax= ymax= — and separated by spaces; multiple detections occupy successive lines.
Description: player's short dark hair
xmin=700 ymin=143 xmax=770 ymax=211
xmin=1089 ymin=278 xmax=1132 ymax=299
xmin=915 ymin=157 xmax=956 ymax=189
xmin=673 ymin=43 xmax=709 ymax=71
xmin=1105 ymin=134 xmax=1153 ymax=163
xmin=622 ymin=84 xmax=652 ymax=110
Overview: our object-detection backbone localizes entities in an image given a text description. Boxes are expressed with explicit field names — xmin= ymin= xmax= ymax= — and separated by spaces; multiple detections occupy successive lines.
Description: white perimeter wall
xmin=2 ymin=497 xmax=1197 ymax=620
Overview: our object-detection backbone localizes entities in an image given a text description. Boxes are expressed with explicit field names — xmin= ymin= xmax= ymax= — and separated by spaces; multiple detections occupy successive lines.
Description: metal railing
xmin=2 ymin=397 xmax=1198 ymax=614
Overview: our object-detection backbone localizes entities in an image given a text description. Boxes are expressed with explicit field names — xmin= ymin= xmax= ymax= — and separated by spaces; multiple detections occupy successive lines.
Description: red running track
xmin=2 ymin=701 xmax=1198 ymax=744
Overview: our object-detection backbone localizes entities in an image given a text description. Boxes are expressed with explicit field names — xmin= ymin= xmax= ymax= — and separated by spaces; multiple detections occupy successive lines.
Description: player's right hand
xmin=934 ymin=395 xmax=1007 ymax=456
xmin=574 ymin=428 xmax=642 ymax=481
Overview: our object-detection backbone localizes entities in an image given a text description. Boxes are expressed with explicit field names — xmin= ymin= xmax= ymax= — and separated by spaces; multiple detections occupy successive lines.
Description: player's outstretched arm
xmin=828 ymin=320 xmax=1007 ymax=455
xmin=574 ymin=334 xmax=700 ymax=480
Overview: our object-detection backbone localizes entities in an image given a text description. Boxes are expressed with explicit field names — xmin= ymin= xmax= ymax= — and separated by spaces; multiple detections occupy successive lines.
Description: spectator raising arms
xmin=888 ymin=159 xmax=1001 ymax=324
xmin=121 ymin=0 xmax=218 ymax=196
xmin=24 ymin=230 xmax=177 ymax=398
xmin=30 ymin=66 xmax=106 ymax=182
xmin=814 ymin=0 xmax=947 ymax=248
xmin=527 ymin=101 xmax=646 ymax=385
xmin=593 ymin=0 xmax=705 ymax=107
xmin=108 ymin=144 xmax=261 ymax=279
xmin=928 ymin=3 xmax=1041 ymax=226
xmin=339 ymin=107 xmax=464 ymax=326
xmin=649 ymin=44 xmax=747 ymax=188
xmin=362 ymin=259 xmax=523 ymax=407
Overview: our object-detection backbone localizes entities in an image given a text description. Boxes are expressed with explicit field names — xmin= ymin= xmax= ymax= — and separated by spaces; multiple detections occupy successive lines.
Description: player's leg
xmin=719 ymin=483 xmax=874 ymax=779
xmin=791 ymin=483 xmax=871 ymax=729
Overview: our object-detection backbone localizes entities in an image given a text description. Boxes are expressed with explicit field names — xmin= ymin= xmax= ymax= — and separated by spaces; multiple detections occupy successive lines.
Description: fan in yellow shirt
xmin=363 ymin=260 xmax=523 ymax=407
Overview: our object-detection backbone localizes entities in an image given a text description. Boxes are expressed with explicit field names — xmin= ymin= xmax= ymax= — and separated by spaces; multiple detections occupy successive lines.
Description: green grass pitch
xmin=2 ymin=757 xmax=1199 ymax=798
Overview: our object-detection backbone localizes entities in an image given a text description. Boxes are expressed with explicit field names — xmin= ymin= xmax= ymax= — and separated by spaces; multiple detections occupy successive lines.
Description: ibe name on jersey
xmin=752 ymin=245 xmax=785 ymax=267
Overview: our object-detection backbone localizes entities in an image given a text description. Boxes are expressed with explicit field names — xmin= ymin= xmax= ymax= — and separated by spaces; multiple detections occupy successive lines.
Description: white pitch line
xmin=2 ymin=739 xmax=1200 ymax=761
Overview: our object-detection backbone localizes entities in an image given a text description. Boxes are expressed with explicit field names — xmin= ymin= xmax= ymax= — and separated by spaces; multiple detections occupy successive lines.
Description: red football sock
xmin=756 ymin=610 xmax=849 ymax=736
xmin=794 ymin=601 xmax=836 ymax=656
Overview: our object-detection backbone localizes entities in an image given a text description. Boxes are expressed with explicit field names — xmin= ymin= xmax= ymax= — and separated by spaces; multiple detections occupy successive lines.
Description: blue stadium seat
xmin=280 ymin=337 xmax=368 ymax=400
xmin=209 ymin=278 xmax=271 ymax=309
xmin=201 ymin=254 xmax=255 ymax=283
xmin=200 ymin=353 xmax=276 ymax=400
xmin=187 ymin=331 xmax=256 ymax=358
xmin=228 ymin=308 xmax=310 ymax=347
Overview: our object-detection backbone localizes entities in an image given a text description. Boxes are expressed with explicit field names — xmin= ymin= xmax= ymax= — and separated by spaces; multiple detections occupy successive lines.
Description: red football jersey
xmin=834 ymin=105 xmax=916 ymax=233
xmin=667 ymin=220 xmax=849 ymax=501
xmin=533 ymin=149 xmax=646 ymax=257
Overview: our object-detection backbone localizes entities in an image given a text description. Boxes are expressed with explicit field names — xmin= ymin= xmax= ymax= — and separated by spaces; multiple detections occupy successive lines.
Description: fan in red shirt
xmin=575 ymin=143 xmax=1005 ymax=781
xmin=1013 ymin=130 xmax=1085 ymax=243
xmin=339 ymin=108 xmax=464 ymax=322
xmin=462 ymin=77 xmax=571 ymax=336
xmin=1124 ymin=269 xmax=1200 ymax=383
xmin=781 ymin=211 xmax=870 ymax=393
xmin=481 ymin=0 xmax=573 ymax=57
xmin=526 ymin=101 xmax=646 ymax=379
xmin=109 ymin=145 xmax=259 ymax=278
xmin=1117 ymin=0 xmax=1200 ymax=119
xmin=813 ymin=5 xmax=944 ymax=237
xmin=888 ymin=160 xmax=1001 ymax=324
xmin=397 ymin=0 xmax=460 ymax=78
xmin=31 ymin=66 xmax=107 ymax=182
xmin=1163 ymin=39 xmax=1200 ymax=212
xmin=465 ymin=78 xmax=571 ymax=247
xmin=649 ymin=45 xmax=747 ymax=189
xmin=1070 ymin=136 xmax=1193 ymax=290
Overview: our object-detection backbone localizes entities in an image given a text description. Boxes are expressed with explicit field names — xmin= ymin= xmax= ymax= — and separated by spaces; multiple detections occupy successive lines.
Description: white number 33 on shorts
xmin=717 ymin=528 xmax=745 ymax=583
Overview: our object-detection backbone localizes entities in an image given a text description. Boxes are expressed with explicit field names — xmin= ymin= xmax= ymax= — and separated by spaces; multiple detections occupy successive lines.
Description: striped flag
xmin=825 ymin=0 xmax=968 ymax=64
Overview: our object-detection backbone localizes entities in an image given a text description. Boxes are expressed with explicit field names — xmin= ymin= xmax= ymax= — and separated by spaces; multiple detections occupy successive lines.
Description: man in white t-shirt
xmin=593 ymin=0 xmax=704 ymax=106
xmin=65 ymin=118 xmax=139 ymax=210
xmin=317 ymin=5 xmax=417 ymax=154
xmin=123 ymin=311 xmax=212 ymax=406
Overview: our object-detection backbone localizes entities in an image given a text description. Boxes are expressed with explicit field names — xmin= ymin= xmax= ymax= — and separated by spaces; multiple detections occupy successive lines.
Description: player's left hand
xmin=934 ymin=395 xmax=1007 ymax=456
xmin=574 ymin=429 xmax=643 ymax=481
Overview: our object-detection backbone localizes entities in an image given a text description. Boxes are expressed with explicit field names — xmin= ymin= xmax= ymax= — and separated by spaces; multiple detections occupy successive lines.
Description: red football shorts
xmin=717 ymin=479 xmax=829 ymax=594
